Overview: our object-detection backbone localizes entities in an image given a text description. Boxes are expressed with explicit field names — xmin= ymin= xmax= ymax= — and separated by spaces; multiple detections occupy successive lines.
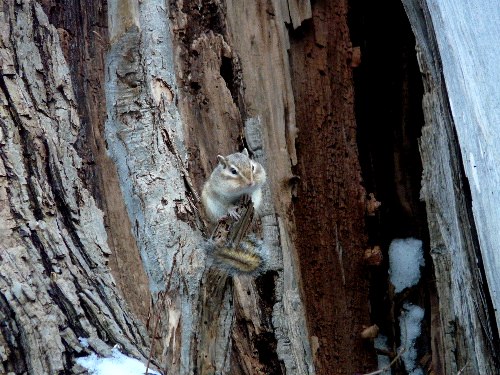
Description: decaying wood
xmin=8 ymin=0 xmax=500 ymax=374
xmin=167 ymin=0 xmax=314 ymax=373
xmin=287 ymin=0 xmax=377 ymax=373
xmin=0 ymin=1 xmax=150 ymax=373
xmin=402 ymin=0 xmax=500 ymax=373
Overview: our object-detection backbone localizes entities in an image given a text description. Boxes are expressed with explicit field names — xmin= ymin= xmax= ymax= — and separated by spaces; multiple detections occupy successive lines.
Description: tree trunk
xmin=0 ymin=1 xmax=150 ymax=374
xmin=401 ymin=1 xmax=500 ymax=373
xmin=2 ymin=0 xmax=499 ymax=374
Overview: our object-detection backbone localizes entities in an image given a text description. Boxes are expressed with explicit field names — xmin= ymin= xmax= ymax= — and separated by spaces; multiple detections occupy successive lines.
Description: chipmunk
xmin=201 ymin=148 xmax=266 ymax=223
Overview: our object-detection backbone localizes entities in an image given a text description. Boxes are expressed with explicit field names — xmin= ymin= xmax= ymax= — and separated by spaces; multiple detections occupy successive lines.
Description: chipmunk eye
xmin=230 ymin=167 xmax=238 ymax=175
xmin=251 ymin=163 xmax=255 ymax=172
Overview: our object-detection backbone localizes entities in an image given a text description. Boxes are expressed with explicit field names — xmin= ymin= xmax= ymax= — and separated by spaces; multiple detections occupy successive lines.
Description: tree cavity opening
xmin=349 ymin=0 xmax=433 ymax=373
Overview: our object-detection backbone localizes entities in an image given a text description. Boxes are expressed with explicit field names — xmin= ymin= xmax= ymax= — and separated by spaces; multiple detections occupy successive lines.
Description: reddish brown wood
xmin=289 ymin=0 xmax=377 ymax=373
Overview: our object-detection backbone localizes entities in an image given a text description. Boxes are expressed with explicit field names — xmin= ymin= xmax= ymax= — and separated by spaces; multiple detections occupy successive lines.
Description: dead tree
xmin=1 ymin=0 xmax=499 ymax=375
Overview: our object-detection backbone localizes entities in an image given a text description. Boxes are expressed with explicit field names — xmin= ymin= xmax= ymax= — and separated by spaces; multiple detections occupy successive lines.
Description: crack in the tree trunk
xmin=0 ymin=76 xmax=45 ymax=222
xmin=0 ymin=292 xmax=28 ymax=374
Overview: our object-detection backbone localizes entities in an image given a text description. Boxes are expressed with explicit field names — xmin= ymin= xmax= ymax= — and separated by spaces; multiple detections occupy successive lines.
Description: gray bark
xmin=105 ymin=0 xmax=314 ymax=373
xmin=0 ymin=1 xmax=150 ymax=374
xmin=3 ymin=0 xmax=499 ymax=374
xmin=402 ymin=0 xmax=500 ymax=373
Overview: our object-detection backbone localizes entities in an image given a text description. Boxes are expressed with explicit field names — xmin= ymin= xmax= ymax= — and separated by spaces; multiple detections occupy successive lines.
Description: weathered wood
xmin=166 ymin=0 xmax=314 ymax=373
xmin=402 ymin=0 xmax=500 ymax=373
xmin=39 ymin=0 xmax=151 ymax=325
xmin=287 ymin=0 xmax=312 ymax=30
xmin=0 ymin=1 xmax=150 ymax=373
xmin=12 ymin=1 xmax=500 ymax=374
xmin=287 ymin=0 xmax=377 ymax=373
xmin=424 ymin=0 xmax=500 ymax=329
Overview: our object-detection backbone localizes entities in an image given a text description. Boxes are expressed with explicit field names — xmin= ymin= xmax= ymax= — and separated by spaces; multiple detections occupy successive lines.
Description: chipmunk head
xmin=216 ymin=148 xmax=265 ymax=195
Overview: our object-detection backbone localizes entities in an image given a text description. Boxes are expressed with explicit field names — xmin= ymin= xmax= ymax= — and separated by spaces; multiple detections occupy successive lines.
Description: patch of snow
xmin=374 ymin=335 xmax=391 ymax=373
xmin=78 ymin=337 xmax=89 ymax=348
xmin=388 ymin=238 xmax=424 ymax=293
xmin=76 ymin=348 xmax=161 ymax=375
xmin=399 ymin=303 xmax=425 ymax=375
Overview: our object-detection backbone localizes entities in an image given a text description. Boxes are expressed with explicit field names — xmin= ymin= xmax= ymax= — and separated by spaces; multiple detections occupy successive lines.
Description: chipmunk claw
xmin=226 ymin=206 xmax=241 ymax=221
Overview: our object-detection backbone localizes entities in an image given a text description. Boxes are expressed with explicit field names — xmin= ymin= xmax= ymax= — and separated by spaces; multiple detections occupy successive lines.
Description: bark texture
xmin=7 ymin=0 xmax=500 ymax=374
xmin=288 ymin=1 xmax=377 ymax=373
xmin=402 ymin=0 xmax=500 ymax=374
xmin=0 ymin=1 xmax=150 ymax=374
xmin=39 ymin=0 xmax=151 ymax=325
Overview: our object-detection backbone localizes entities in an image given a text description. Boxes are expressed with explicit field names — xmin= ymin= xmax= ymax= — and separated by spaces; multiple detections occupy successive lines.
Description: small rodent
xmin=201 ymin=149 xmax=266 ymax=223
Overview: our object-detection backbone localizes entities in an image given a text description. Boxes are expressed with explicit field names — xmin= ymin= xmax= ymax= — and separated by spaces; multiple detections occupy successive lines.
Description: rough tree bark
xmin=0 ymin=1 xmax=150 ymax=374
xmin=2 ymin=0 xmax=499 ymax=374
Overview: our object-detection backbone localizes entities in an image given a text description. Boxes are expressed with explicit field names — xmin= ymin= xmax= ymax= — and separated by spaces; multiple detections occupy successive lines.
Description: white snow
xmin=78 ymin=337 xmax=89 ymax=348
xmin=76 ymin=347 xmax=161 ymax=375
xmin=374 ymin=335 xmax=391 ymax=373
xmin=388 ymin=238 xmax=424 ymax=293
xmin=399 ymin=303 xmax=425 ymax=375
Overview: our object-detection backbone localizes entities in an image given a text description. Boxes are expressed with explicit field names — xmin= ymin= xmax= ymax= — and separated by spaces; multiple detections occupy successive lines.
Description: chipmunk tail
xmin=204 ymin=235 xmax=266 ymax=275
xmin=214 ymin=248 xmax=262 ymax=273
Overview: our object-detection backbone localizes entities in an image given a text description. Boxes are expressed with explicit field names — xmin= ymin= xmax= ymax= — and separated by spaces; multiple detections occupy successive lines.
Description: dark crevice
xmin=255 ymin=271 xmax=278 ymax=321
xmin=0 ymin=293 xmax=27 ymax=374
xmin=0 ymin=76 xmax=44 ymax=222
xmin=254 ymin=332 xmax=281 ymax=375
xmin=349 ymin=0 xmax=430 ymax=372
xmin=254 ymin=271 xmax=281 ymax=374
xmin=220 ymin=55 xmax=239 ymax=105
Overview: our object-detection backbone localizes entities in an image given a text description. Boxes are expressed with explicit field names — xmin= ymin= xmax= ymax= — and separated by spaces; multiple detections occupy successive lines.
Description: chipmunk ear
xmin=217 ymin=155 xmax=227 ymax=167
xmin=242 ymin=148 xmax=249 ymax=157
